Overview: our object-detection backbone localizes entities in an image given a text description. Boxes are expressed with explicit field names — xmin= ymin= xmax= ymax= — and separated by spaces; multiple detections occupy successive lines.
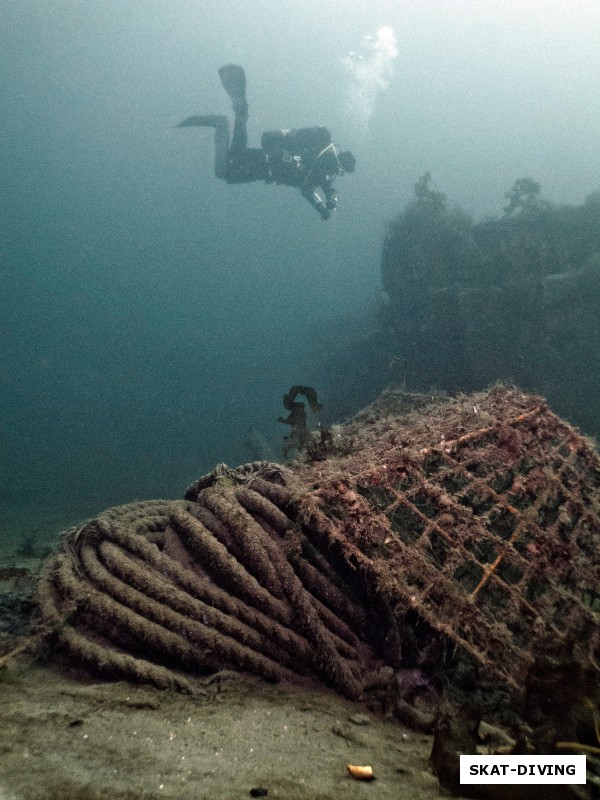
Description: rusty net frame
xmin=314 ymin=387 xmax=600 ymax=692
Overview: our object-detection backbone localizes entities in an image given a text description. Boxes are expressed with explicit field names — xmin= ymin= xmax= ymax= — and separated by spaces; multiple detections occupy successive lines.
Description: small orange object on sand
xmin=347 ymin=764 xmax=375 ymax=781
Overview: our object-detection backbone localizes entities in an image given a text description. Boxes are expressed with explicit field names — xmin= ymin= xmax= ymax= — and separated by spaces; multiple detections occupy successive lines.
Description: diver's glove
xmin=318 ymin=206 xmax=331 ymax=221
xmin=325 ymin=194 xmax=338 ymax=210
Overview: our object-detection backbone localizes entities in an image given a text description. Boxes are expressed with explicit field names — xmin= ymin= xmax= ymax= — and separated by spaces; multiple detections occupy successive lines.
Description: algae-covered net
xmin=36 ymin=386 xmax=600 ymax=698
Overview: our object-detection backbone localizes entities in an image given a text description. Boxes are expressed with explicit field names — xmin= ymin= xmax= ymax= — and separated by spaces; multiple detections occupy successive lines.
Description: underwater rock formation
xmin=35 ymin=386 xmax=600 ymax=710
xmin=378 ymin=176 xmax=600 ymax=439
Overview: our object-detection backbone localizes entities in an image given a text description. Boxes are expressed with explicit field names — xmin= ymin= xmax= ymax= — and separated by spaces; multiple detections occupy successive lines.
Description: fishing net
xmin=36 ymin=386 xmax=600 ymax=698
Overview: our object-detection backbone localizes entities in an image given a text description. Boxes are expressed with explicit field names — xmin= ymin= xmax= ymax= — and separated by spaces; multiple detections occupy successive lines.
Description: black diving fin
xmin=177 ymin=115 xmax=225 ymax=127
xmin=218 ymin=64 xmax=247 ymax=112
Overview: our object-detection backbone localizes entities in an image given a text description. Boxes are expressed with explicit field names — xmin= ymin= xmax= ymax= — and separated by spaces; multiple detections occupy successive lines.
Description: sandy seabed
xmin=0 ymin=655 xmax=458 ymax=800
xmin=0 ymin=501 xmax=457 ymax=800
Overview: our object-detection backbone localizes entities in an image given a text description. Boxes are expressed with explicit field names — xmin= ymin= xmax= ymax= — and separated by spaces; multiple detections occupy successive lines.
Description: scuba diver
xmin=178 ymin=65 xmax=356 ymax=220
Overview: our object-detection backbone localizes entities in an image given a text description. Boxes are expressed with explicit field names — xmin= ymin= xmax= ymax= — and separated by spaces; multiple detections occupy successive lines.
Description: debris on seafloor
xmin=6 ymin=385 xmax=599 ymax=793
xmin=346 ymin=764 xmax=376 ymax=781
xmin=278 ymin=384 xmax=324 ymax=457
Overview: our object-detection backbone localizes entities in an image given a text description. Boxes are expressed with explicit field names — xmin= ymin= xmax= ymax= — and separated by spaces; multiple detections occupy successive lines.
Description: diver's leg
xmin=229 ymin=110 xmax=248 ymax=159
xmin=218 ymin=64 xmax=249 ymax=171
xmin=212 ymin=118 xmax=230 ymax=180
xmin=177 ymin=115 xmax=230 ymax=180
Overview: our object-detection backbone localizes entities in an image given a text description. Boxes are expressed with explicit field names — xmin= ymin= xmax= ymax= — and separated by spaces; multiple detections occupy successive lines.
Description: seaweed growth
xmin=502 ymin=177 xmax=550 ymax=219
xmin=278 ymin=385 xmax=324 ymax=457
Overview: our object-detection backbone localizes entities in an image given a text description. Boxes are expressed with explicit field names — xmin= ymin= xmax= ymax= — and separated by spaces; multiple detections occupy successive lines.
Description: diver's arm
xmin=321 ymin=177 xmax=338 ymax=210
xmin=300 ymin=185 xmax=331 ymax=220
xmin=298 ymin=146 xmax=339 ymax=219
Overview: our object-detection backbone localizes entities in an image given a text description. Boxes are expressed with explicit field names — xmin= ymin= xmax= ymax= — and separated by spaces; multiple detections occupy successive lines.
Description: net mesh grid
xmin=334 ymin=394 xmax=600 ymax=691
